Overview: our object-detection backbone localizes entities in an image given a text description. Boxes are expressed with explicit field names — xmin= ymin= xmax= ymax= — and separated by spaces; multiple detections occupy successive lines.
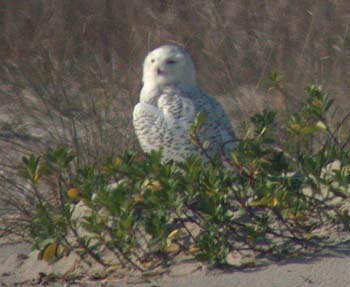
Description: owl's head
xmin=142 ymin=45 xmax=196 ymax=86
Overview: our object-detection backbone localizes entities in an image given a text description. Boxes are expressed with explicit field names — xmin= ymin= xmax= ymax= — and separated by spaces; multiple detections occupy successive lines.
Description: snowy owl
xmin=133 ymin=45 xmax=236 ymax=162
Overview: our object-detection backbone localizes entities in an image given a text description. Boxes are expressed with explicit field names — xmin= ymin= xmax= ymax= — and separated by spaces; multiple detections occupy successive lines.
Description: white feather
xmin=133 ymin=45 xmax=236 ymax=162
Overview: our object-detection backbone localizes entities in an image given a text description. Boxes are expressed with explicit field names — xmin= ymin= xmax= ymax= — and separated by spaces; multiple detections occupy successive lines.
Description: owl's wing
xmin=133 ymin=86 xmax=236 ymax=161
xmin=133 ymin=102 xmax=165 ymax=154
xmin=200 ymin=90 xmax=236 ymax=143
xmin=133 ymin=88 xmax=199 ymax=161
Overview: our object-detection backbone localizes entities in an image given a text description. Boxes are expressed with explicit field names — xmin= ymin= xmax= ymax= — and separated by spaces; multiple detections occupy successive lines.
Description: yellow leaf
xmin=288 ymin=211 xmax=305 ymax=221
xmin=166 ymin=243 xmax=180 ymax=253
xmin=304 ymin=233 xmax=315 ymax=240
xmin=144 ymin=261 xmax=153 ymax=269
xmin=272 ymin=197 xmax=279 ymax=207
xmin=134 ymin=193 xmax=144 ymax=202
xmin=150 ymin=180 xmax=162 ymax=191
xmin=248 ymin=197 xmax=270 ymax=207
xmin=67 ymin=188 xmax=81 ymax=200
xmin=114 ymin=157 xmax=122 ymax=166
xmin=142 ymin=178 xmax=151 ymax=188
xmin=142 ymin=179 xmax=162 ymax=191
xmin=168 ymin=229 xmax=183 ymax=240
xmin=287 ymin=212 xmax=296 ymax=220
xmin=189 ymin=246 xmax=200 ymax=254
xmin=290 ymin=123 xmax=302 ymax=131
xmin=33 ymin=173 xmax=41 ymax=183
xmin=312 ymin=99 xmax=322 ymax=108
xmin=40 ymin=242 xmax=58 ymax=263
xmin=301 ymin=124 xmax=324 ymax=134
xmin=295 ymin=212 xmax=305 ymax=221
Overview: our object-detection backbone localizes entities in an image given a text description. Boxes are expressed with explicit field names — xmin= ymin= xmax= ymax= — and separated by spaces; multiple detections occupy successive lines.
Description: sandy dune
xmin=1 ymin=237 xmax=350 ymax=287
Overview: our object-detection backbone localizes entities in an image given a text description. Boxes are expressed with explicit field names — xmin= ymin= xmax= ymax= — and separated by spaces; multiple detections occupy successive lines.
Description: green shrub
xmin=14 ymin=85 xmax=350 ymax=270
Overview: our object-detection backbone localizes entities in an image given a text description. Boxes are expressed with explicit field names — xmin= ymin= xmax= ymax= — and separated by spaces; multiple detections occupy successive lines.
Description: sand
xmin=1 ymin=237 xmax=350 ymax=287
xmin=1 ymin=91 xmax=350 ymax=286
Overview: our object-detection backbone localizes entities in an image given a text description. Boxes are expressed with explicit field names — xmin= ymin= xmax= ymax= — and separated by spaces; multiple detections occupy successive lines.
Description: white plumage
xmin=133 ymin=45 xmax=236 ymax=162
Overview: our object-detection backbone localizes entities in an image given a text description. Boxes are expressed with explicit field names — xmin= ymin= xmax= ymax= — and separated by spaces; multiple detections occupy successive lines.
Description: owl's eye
xmin=151 ymin=59 xmax=155 ymax=63
xmin=166 ymin=59 xmax=177 ymax=65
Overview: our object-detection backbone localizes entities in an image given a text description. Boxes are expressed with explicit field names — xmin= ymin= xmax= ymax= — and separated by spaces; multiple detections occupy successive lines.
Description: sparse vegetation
xmin=1 ymin=0 xmax=350 ymax=279
xmin=5 ymin=85 xmax=350 ymax=271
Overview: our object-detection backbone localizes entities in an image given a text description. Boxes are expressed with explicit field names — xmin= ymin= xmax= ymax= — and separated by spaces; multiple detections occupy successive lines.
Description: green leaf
xmin=248 ymin=197 xmax=271 ymax=207
xmin=190 ymin=111 xmax=208 ymax=143
xmin=300 ymin=124 xmax=325 ymax=134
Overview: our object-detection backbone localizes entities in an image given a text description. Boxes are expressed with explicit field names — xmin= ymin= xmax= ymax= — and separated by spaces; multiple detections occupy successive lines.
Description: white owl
xmin=133 ymin=45 xmax=236 ymax=162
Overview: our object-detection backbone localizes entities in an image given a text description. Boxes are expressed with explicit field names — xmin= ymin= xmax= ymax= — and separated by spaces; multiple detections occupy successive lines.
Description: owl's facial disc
xmin=142 ymin=45 xmax=196 ymax=86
